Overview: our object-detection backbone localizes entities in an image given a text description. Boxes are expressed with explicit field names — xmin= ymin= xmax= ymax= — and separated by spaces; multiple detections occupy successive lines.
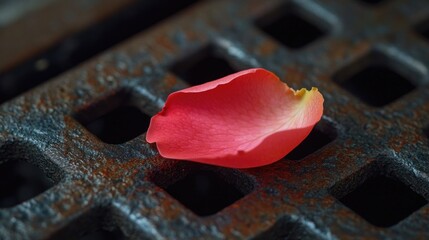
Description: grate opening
xmin=331 ymin=162 xmax=427 ymax=227
xmin=255 ymin=3 xmax=327 ymax=49
xmin=358 ymin=0 xmax=387 ymax=5
xmin=74 ymin=90 xmax=150 ymax=144
xmin=0 ymin=160 xmax=53 ymax=208
xmin=333 ymin=51 xmax=417 ymax=107
xmin=0 ymin=0 xmax=199 ymax=105
xmin=165 ymin=170 xmax=244 ymax=216
xmin=253 ymin=216 xmax=319 ymax=240
xmin=80 ymin=228 xmax=125 ymax=240
xmin=170 ymin=45 xmax=239 ymax=86
xmin=50 ymin=207 xmax=126 ymax=240
xmin=415 ymin=18 xmax=429 ymax=41
xmin=286 ymin=120 xmax=336 ymax=160
xmin=0 ymin=143 xmax=62 ymax=208
xmin=152 ymin=162 xmax=255 ymax=216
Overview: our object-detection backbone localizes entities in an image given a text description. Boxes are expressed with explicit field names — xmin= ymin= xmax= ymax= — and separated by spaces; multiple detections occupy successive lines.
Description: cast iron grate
xmin=256 ymin=3 xmax=327 ymax=49
xmin=335 ymin=174 xmax=427 ymax=227
xmin=1 ymin=0 xmax=429 ymax=239
xmin=333 ymin=51 xmax=417 ymax=107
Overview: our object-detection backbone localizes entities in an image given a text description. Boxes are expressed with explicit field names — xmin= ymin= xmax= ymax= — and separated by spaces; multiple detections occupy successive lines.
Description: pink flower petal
xmin=146 ymin=68 xmax=324 ymax=168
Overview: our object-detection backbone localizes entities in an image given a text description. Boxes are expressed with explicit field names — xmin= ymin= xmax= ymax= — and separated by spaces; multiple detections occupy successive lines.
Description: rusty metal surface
xmin=1 ymin=0 xmax=429 ymax=239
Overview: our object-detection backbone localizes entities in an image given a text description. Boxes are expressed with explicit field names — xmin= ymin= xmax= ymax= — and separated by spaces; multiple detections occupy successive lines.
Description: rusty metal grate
xmin=1 ymin=0 xmax=429 ymax=239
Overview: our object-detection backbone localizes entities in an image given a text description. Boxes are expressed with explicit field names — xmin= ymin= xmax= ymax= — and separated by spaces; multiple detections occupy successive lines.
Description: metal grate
xmin=1 ymin=0 xmax=429 ymax=239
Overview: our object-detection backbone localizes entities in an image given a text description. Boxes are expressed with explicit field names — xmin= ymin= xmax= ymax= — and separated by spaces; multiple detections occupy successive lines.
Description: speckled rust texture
xmin=1 ymin=0 xmax=429 ymax=239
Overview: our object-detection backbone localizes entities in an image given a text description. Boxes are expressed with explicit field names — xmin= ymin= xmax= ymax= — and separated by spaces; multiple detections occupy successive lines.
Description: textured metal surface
xmin=1 ymin=0 xmax=429 ymax=239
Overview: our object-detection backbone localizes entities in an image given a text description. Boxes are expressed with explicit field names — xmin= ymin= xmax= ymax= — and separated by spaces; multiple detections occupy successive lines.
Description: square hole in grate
xmin=415 ymin=18 xmax=429 ymax=41
xmin=152 ymin=163 xmax=255 ymax=216
xmin=50 ymin=207 xmax=126 ymax=240
xmin=0 ymin=160 xmax=53 ymax=208
xmin=358 ymin=0 xmax=387 ymax=5
xmin=331 ymin=164 xmax=427 ymax=227
xmin=253 ymin=216 xmax=319 ymax=240
xmin=74 ymin=90 xmax=151 ymax=144
xmin=255 ymin=3 xmax=327 ymax=49
xmin=80 ymin=228 xmax=125 ymax=240
xmin=333 ymin=51 xmax=417 ymax=107
xmin=0 ymin=143 xmax=62 ymax=208
xmin=285 ymin=120 xmax=336 ymax=160
xmin=169 ymin=45 xmax=238 ymax=86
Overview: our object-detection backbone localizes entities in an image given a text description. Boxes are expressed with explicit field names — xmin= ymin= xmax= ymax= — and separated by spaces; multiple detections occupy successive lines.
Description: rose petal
xmin=146 ymin=68 xmax=324 ymax=168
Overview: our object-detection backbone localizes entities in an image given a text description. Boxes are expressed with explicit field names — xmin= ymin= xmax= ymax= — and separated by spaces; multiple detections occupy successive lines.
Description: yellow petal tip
xmin=292 ymin=87 xmax=319 ymax=97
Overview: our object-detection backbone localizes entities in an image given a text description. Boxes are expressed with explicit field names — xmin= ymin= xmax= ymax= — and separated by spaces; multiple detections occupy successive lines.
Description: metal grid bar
xmin=1 ymin=0 xmax=429 ymax=239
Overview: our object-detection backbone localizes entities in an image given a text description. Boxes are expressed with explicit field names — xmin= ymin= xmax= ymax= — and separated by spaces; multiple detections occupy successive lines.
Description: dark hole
xmin=253 ymin=217 xmax=319 ymax=240
xmin=338 ymin=175 xmax=427 ymax=227
xmin=256 ymin=8 xmax=326 ymax=49
xmin=170 ymin=46 xmax=237 ymax=86
xmin=0 ymin=0 xmax=198 ymax=104
xmin=78 ymin=105 xmax=150 ymax=144
xmin=48 ymin=206 xmax=125 ymax=240
xmin=165 ymin=170 xmax=245 ymax=216
xmin=286 ymin=128 xmax=335 ymax=160
xmin=0 ymin=160 xmax=53 ymax=208
xmin=80 ymin=228 xmax=125 ymax=240
xmin=334 ymin=55 xmax=416 ymax=107
xmin=416 ymin=19 xmax=429 ymax=41
xmin=358 ymin=0 xmax=386 ymax=5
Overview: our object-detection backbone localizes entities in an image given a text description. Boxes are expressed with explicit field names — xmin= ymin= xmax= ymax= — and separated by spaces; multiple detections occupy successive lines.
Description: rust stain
xmin=257 ymin=40 xmax=278 ymax=56
xmin=325 ymin=39 xmax=371 ymax=65
xmin=98 ymin=157 xmax=142 ymax=181
xmin=284 ymin=67 xmax=306 ymax=83
xmin=162 ymin=74 xmax=180 ymax=90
